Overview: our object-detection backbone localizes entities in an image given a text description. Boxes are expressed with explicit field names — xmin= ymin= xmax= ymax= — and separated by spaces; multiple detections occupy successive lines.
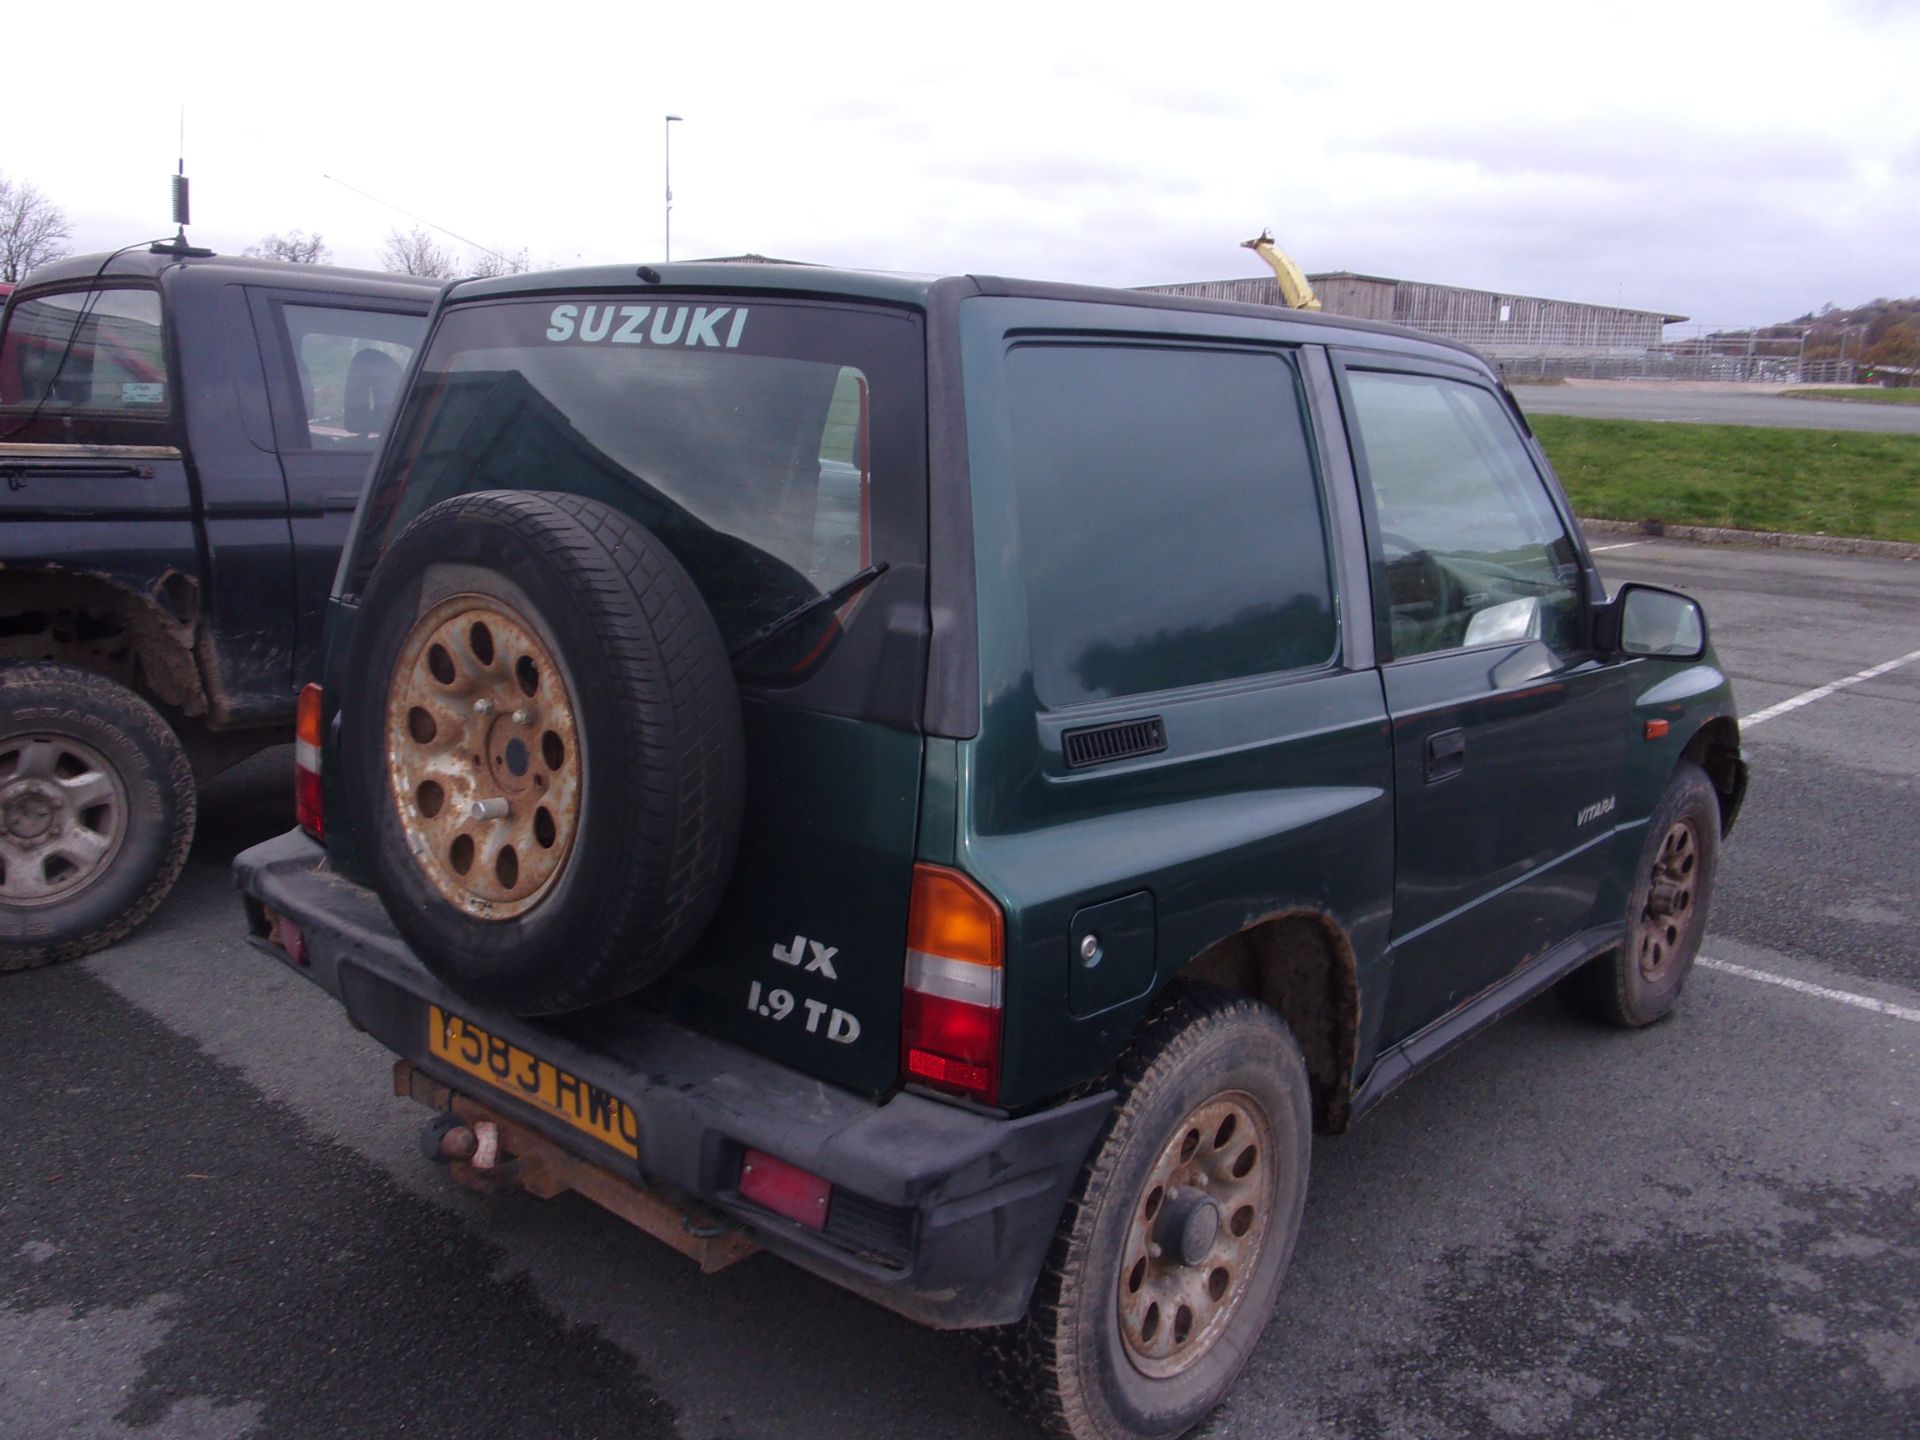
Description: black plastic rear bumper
xmin=234 ymin=828 xmax=1112 ymax=1329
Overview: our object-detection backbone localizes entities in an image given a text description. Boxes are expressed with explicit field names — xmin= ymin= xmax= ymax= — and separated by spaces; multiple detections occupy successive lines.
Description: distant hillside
xmin=1714 ymin=297 xmax=1920 ymax=379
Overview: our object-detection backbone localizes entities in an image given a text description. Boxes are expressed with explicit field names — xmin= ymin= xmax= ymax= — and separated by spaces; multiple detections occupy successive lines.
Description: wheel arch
xmin=1172 ymin=909 xmax=1361 ymax=1134
xmin=0 ymin=567 xmax=209 ymax=719
xmin=1680 ymin=715 xmax=1746 ymax=835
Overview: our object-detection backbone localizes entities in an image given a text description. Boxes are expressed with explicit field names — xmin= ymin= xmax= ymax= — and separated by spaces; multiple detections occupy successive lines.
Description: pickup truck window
xmin=1005 ymin=342 xmax=1336 ymax=708
xmin=1345 ymin=370 xmax=1581 ymax=662
xmin=278 ymin=305 xmax=424 ymax=451
xmin=0 ymin=288 xmax=171 ymax=435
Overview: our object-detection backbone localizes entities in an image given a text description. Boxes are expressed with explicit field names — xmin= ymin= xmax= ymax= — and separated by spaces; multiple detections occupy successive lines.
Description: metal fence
xmin=1493 ymin=351 xmax=1824 ymax=382
xmin=1489 ymin=330 xmax=1872 ymax=384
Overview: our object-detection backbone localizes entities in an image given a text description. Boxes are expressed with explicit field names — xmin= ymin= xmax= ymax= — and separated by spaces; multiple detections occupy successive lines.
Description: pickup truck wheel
xmin=982 ymin=984 xmax=1310 ymax=1440
xmin=0 ymin=663 xmax=196 ymax=970
xmin=1560 ymin=760 xmax=1720 ymax=1027
xmin=344 ymin=490 xmax=743 ymax=1015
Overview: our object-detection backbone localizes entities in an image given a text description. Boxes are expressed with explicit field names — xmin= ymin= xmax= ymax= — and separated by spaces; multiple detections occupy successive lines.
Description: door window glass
xmin=1346 ymin=370 xmax=1582 ymax=660
xmin=0 ymin=288 xmax=170 ymax=418
xmin=279 ymin=305 xmax=426 ymax=450
xmin=1006 ymin=343 xmax=1337 ymax=708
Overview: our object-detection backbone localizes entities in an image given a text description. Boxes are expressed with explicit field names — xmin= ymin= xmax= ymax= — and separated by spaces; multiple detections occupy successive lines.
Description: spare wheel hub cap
xmin=387 ymin=594 xmax=583 ymax=919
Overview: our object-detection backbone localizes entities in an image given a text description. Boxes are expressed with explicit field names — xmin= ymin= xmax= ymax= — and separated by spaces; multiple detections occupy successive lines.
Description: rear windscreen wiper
xmin=728 ymin=562 xmax=890 ymax=664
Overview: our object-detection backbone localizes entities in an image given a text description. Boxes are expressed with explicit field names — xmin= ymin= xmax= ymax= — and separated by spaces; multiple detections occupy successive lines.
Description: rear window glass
xmin=277 ymin=304 xmax=425 ymax=451
xmin=1005 ymin=342 xmax=1337 ymax=708
xmin=0 ymin=288 xmax=172 ymax=440
xmin=348 ymin=295 xmax=924 ymax=682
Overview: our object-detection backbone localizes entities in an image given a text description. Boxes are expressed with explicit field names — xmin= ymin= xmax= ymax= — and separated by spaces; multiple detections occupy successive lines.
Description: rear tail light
xmin=901 ymin=863 xmax=1004 ymax=1105
xmin=295 ymin=683 xmax=325 ymax=841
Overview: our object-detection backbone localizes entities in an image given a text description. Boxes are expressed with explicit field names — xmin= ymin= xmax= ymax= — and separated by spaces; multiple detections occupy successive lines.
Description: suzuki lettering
xmin=544 ymin=304 xmax=749 ymax=348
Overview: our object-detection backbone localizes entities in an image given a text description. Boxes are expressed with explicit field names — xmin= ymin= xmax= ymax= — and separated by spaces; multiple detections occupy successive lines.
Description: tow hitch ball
xmin=421 ymin=1112 xmax=500 ymax=1169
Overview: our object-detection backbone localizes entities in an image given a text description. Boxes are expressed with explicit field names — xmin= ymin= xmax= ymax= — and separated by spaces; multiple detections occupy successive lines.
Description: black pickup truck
xmin=0 ymin=249 xmax=439 ymax=967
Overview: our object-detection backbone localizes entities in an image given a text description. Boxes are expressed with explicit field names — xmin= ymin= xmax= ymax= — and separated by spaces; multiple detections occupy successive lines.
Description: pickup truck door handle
xmin=2 ymin=463 xmax=156 ymax=486
xmin=1425 ymin=728 xmax=1466 ymax=783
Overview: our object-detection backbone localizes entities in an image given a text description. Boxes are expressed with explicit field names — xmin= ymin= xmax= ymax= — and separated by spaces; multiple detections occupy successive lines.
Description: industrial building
xmin=1138 ymin=270 xmax=1686 ymax=360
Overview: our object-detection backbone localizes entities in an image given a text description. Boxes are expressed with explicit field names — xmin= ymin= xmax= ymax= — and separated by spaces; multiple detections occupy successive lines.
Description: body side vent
xmin=1062 ymin=716 xmax=1167 ymax=770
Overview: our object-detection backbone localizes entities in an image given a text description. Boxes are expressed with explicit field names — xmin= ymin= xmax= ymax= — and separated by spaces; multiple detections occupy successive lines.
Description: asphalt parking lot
xmin=3 ymin=538 xmax=1916 ymax=1440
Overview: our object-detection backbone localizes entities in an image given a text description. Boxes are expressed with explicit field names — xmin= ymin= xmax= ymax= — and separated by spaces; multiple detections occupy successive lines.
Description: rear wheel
xmin=344 ymin=490 xmax=744 ymax=1015
xmin=1561 ymin=760 xmax=1720 ymax=1027
xmin=0 ymin=663 xmax=196 ymax=970
xmin=983 ymin=984 xmax=1311 ymax=1440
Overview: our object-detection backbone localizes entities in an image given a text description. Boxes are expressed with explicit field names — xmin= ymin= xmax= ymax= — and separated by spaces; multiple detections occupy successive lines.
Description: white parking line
xmin=1740 ymin=646 xmax=1920 ymax=728
xmin=1589 ymin=541 xmax=1645 ymax=552
xmin=1699 ymin=957 xmax=1920 ymax=1023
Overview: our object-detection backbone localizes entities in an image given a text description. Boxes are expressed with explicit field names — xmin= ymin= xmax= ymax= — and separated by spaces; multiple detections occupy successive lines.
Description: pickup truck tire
xmin=1560 ymin=759 xmax=1720 ymax=1028
xmin=983 ymin=983 xmax=1310 ymax=1440
xmin=343 ymin=490 xmax=744 ymax=1015
xmin=0 ymin=662 xmax=196 ymax=970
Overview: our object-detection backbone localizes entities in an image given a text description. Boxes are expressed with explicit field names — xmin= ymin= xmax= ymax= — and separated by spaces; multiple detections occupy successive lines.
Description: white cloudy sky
xmin=9 ymin=0 xmax=1915 ymax=331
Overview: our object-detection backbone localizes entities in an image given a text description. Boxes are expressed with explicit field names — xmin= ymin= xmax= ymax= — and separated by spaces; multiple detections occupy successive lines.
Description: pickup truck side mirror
xmin=1595 ymin=583 xmax=1707 ymax=660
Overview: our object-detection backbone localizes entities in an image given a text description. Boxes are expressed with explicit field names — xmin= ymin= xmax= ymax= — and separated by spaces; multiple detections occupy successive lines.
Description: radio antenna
xmin=153 ymin=106 xmax=213 ymax=257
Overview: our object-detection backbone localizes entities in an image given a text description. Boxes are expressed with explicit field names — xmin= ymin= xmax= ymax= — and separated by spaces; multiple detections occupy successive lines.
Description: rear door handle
xmin=1425 ymin=728 xmax=1466 ymax=783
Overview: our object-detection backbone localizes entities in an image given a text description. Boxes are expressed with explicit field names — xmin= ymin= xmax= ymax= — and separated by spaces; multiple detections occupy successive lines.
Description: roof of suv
xmin=447 ymin=262 xmax=1489 ymax=365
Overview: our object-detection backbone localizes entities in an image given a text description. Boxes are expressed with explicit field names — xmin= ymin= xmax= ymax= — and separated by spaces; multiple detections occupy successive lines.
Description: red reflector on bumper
xmin=739 ymin=1148 xmax=831 ymax=1230
xmin=263 ymin=906 xmax=308 ymax=966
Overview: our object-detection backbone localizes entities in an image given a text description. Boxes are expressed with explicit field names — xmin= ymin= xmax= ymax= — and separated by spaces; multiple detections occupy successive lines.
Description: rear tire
xmin=1561 ymin=760 xmax=1720 ymax=1028
xmin=0 ymin=663 xmax=196 ymax=970
xmin=344 ymin=490 xmax=744 ymax=1015
xmin=982 ymin=984 xmax=1311 ymax=1440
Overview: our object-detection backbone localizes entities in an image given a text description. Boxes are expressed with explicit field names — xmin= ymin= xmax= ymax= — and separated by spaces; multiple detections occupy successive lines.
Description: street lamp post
xmin=664 ymin=114 xmax=682 ymax=261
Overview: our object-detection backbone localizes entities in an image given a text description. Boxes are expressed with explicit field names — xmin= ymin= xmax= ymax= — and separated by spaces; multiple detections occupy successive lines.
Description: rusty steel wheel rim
xmin=0 ymin=732 xmax=128 ymax=906
xmin=1117 ymin=1091 xmax=1278 ymax=1379
xmin=1635 ymin=817 xmax=1700 ymax=981
xmin=387 ymin=594 xmax=582 ymax=919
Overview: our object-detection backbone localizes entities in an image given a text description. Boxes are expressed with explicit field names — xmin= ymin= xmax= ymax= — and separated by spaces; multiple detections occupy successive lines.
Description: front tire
xmin=0 ymin=663 xmax=196 ymax=970
xmin=984 ymin=984 xmax=1311 ymax=1440
xmin=1561 ymin=759 xmax=1721 ymax=1027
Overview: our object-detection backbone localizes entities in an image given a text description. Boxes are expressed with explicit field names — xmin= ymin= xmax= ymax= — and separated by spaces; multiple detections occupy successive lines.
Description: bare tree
xmin=469 ymin=246 xmax=533 ymax=278
xmin=246 ymin=230 xmax=332 ymax=265
xmin=380 ymin=226 xmax=457 ymax=279
xmin=0 ymin=174 xmax=74 ymax=283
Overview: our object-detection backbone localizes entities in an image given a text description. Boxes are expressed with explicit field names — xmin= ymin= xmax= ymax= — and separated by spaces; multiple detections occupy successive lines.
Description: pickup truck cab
xmin=235 ymin=263 xmax=1746 ymax=1440
xmin=0 ymin=249 xmax=439 ymax=967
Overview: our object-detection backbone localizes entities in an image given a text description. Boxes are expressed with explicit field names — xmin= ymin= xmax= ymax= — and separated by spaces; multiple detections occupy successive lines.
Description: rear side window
xmin=0 ymin=288 xmax=172 ymax=442
xmin=276 ymin=304 xmax=425 ymax=451
xmin=1005 ymin=343 xmax=1336 ymax=708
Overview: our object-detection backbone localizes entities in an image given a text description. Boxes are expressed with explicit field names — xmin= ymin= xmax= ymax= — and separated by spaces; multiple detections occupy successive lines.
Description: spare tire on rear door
xmin=343 ymin=490 xmax=744 ymax=1015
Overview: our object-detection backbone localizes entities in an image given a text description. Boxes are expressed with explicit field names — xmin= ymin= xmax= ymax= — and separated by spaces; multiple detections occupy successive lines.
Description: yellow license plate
xmin=428 ymin=1005 xmax=639 ymax=1159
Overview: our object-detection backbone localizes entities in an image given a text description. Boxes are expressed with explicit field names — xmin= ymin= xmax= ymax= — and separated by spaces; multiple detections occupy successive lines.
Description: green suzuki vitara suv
xmin=236 ymin=262 xmax=1746 ymax=1440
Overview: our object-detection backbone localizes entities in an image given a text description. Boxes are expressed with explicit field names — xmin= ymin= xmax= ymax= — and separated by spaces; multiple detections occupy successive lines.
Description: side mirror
xmin=1599 ymin=583 xmax=1706 ymax=660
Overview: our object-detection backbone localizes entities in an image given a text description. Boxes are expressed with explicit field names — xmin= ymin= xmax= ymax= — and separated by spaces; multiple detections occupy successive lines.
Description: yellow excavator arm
xmin=1241 ymin=230 xmax=1321 ymax=310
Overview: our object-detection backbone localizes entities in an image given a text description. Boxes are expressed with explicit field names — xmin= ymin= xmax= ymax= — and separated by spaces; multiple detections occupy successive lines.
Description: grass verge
xmin=1779 ymin=387 xmax=1920 ymax=406
xmin=1530 ymin=414 xmax=1920 ymax=543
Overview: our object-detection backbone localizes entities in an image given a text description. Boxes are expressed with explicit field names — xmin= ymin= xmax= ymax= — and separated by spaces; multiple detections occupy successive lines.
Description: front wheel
xmin=1561 ymin=759 xmax=1721 ymax=1027
xmin=0 ymin=663 xmax=197 ymax=970
xmin=983 ymin=984 xmax=1311 ymax=1440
